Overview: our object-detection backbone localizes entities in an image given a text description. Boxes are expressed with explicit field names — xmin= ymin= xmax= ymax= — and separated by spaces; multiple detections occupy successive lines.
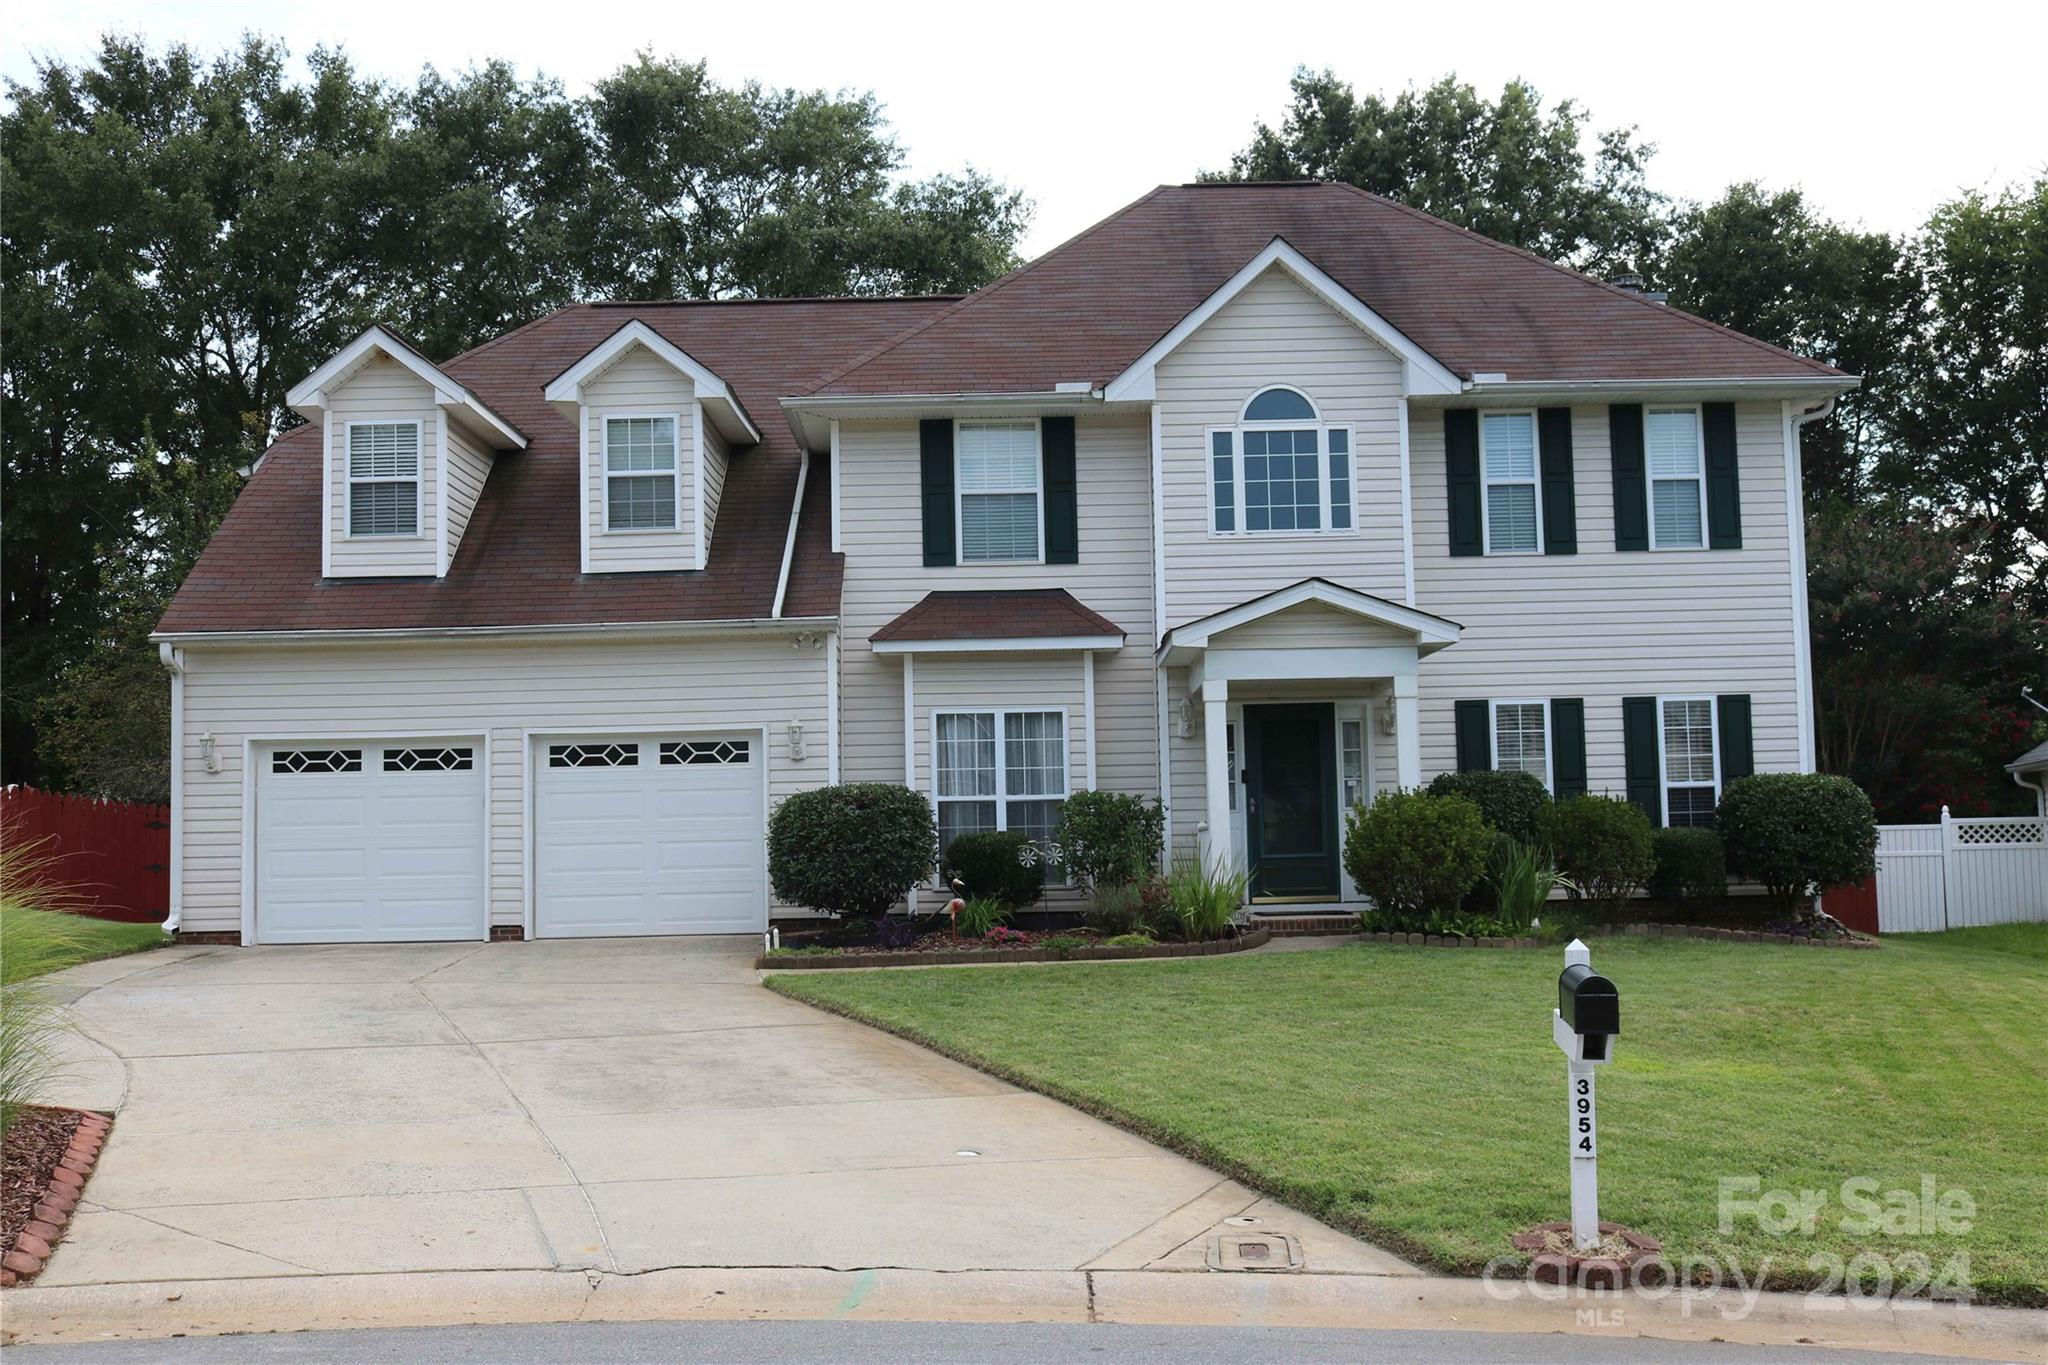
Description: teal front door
xmin=1243 ymin=704 xmax=1340 ymax=900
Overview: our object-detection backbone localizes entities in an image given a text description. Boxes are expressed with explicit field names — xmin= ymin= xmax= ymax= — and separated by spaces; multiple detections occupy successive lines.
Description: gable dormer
xmin=543 ymin=319 xmax=761 ymax=574
xmin=288 ymin=326 xmax=527 ymax=580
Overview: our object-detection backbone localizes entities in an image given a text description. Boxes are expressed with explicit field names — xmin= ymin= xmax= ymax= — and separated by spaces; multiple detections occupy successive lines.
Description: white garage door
xmin=533 ymin=734 xmax=766 ymax=938
xmin=255 ymin=742 xmax=487 ymax=944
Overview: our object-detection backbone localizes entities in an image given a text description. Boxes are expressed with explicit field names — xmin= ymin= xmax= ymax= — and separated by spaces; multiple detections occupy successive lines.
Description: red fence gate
xmin=0 ymin=787 xmax=170 ymax=922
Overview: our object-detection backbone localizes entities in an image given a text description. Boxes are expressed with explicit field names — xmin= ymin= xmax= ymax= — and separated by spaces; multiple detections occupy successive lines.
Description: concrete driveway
xmin=37 ymin=939 xmax=1411 ymax=1286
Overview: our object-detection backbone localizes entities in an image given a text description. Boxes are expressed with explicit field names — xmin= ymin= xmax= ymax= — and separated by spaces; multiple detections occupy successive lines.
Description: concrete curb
xmin=2 ymin=1267 xmax=2040 ymax=1359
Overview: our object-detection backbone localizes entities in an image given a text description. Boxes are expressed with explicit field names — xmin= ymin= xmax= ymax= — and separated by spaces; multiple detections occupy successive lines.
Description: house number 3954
xmin=1572 ymin=1074 xmax=1597 ymax=1158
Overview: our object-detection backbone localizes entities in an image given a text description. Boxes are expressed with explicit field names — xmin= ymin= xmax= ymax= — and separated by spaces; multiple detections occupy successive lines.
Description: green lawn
xmin=0 ymin=907 xmax=169 ymax=985
xmin=768 ymin=927 xmax=2048 ymax=1305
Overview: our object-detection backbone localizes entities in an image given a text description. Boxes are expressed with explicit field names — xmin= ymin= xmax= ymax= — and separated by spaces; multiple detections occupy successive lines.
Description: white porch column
xmin=1202 ymin=680 xmax=1233 ymax=872
xmin=1393 ymin=670 xmax=1422 ymax=789
xmin=902 ymin=653 xmax=916 ymax=786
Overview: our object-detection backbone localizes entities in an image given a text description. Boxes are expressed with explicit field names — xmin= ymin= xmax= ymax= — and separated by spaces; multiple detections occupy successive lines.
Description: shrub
xmin=1040 ymin=935 xmax=1089 ymax=959
xmin=1163 ymin=849 xmax=1247 ymax=942
xmin=767 ymin=783 xmax=935 ymax=919
xmin=1485 ymin=836 xmax=1573 ymax=933
xmin=1052 ymin=791 xmax=1166 ymax=890
xmin=953 ymin=896 xmax=1011 ymax=938
xmin=1104 ymin=933 xmax=1155 ymax=948
xmin=1343 ymin=788 xmax=1492 ymax=928
xmin=1717 ymin=773 xmax=1878 ymax=916
xmin=1 ymin=842 xmax=98 ymax=1133
xmin=942 ymin=831 xmax=1044 ymax=910
xmin=1537 ymin=795 xmax=1655 ymax=914
xmin=1649 ymin=827 xmax=1728 ymax=911
xmin=1425 ymin=769 xmax=1551 ymax=843
xmin=1084 ymin=880 xmax=1143 ymax=936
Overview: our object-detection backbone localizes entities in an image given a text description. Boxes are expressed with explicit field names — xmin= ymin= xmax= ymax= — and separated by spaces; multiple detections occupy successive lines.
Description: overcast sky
xmin=9 ymin=1 xmax=2043 ymax=258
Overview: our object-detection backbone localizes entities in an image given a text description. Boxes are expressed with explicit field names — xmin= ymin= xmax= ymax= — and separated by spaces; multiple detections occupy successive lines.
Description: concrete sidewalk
xmin=31 ymin=938 xmax=1411 ymax=1286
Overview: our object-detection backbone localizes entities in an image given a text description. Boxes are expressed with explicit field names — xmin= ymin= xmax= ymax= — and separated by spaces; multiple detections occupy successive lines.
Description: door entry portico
xmin=1243 ymin=703 xmax=1340 ymax=900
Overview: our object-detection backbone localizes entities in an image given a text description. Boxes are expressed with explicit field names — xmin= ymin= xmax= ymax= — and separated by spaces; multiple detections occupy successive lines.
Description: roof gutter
xmin=150 ymin=616 xmax=839 ymax=648
xmin=1442 ymin=375 xmax=1861 ymax=405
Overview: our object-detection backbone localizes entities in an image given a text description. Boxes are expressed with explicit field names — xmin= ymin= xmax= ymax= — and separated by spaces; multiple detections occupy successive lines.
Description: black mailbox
xmin=1558 ymin=963 xmax=1620 ymax=1038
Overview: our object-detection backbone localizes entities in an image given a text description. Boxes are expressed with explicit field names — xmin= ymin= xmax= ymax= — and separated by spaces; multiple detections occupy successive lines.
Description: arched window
xmin=1209 ymin=387 xmax=1353 ymax=535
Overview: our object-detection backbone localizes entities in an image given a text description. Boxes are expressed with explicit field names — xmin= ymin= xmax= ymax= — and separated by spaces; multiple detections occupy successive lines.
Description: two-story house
xmin=154 ymin=182 xmax=1855 ymax=943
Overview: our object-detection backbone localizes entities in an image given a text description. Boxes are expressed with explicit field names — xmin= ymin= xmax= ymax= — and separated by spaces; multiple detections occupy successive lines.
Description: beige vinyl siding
xmin=836 ymin=416 xmax=1157 ymax=798
xmin=1410 ymin=402 xmax=1802 ymax=795
xmin=701 ymin=417 xmax=731 ymax=551
xmin=441 ymin=420 xmax=493 ymax=571
xmin=583 ymin=348 xmax=696 ymax=572
xmin=1210 ymin=601 xmax=1413 ymax=651
xmin=175 ymin=634 xmax=829 ymax=935
xmin=911 ymin=654 xmax=1088 ymax=808
xmin=1155 ymin=265 xmax=1408 ymax=632
xmin=327 ymin=357 xmax=438 ymax=578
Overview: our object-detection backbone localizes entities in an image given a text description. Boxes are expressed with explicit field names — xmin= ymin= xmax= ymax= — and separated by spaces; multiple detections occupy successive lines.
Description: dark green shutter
xmin=1445 ymin=410 xmax=1482 ymax=557
xmin=1717 ymin=694 xmax=1754 ymax=783
xmin=1539 ymin=408 xmax=1577 ymax=555
xmin=1610 ymin=405 xmax=1648 ymax=552
xmin=1041 ymin=416 xmax=1078 ymax=565
xmin=1551 ymin=698 xmax=1587 ymax=798
xmin=919 ymin=419 xmax=955 ymax=567
xmin=1454 ymin=700 xmax=1491 ymax=772
xmin=1622 ymin=696 xmax=1662 ymax=826
xmin=1704 ymin=402 xmax=1742 ymax=549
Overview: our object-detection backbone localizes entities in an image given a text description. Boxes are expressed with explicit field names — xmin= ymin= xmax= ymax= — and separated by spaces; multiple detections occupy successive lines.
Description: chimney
xmin=1607 ymin=272 xmax=1646 ymax=293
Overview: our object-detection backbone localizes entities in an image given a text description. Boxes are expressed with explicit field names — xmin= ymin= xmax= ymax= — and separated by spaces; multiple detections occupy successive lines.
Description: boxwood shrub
xmin=767 ymin=783 xmax=935 ymax=919
xmin=942 ymin=830 xmax=1045 ymax=910
xmin=1717 ymin=773 xmax=1878 ymax=916
xmin=1648 ymin=827 xmax=1728 ymax=912
xmin=1342 ymin=788 xmax=1491 ymax=928
xmin=1425 ymin=769 xmax=1551 ymax=844
xmin=1537 ymin=794 xmax=1655 ymax=914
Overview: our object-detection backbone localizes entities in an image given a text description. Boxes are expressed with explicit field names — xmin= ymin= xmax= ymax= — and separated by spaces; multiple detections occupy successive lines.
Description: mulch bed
xmin=2 ymin=1105 xmax=110 ymax=1287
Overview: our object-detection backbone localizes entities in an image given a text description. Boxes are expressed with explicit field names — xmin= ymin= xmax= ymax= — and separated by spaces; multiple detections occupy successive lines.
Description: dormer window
xmin=605 ymin=415 xmax=679 ymax=532
xmin=347 ymin=422 xmax=421 ymax=537
xmin=1209 ymin=386 xmax=1353 ymax=536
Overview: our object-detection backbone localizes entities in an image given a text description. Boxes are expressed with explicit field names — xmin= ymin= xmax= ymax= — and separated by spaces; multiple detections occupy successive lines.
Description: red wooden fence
xmin=0 ymin=787 xmax=170 ymax=923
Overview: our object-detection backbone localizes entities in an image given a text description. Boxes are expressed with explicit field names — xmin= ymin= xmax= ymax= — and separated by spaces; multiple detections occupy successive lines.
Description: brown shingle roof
xmin=870 ymin=589 xmax=1124 ymax=644
xmin=157 ymin=298 xmax=953 ymax=635
xmin=810 ymin=182 xmax=1846 ymax=395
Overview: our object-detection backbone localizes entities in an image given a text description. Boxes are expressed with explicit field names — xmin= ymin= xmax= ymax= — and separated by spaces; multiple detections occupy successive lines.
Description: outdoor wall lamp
xmin=198 ymin=732 xmax=222 ymax=774
xmin=788 ymin=718 xmax=807 ymax=761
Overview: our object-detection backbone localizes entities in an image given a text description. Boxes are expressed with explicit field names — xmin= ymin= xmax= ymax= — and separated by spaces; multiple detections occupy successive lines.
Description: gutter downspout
xmin=158 ymin=642 xmax=184 ymax=934
xmin=1784 ymin=397 xmax=1837 ymax=773
xmin=770 ymin=449 xmax=810 ymax=620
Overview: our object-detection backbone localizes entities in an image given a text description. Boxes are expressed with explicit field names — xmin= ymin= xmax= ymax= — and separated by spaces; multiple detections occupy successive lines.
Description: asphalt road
xmin=3 ymin=1321 xmax=1979 ymax=1364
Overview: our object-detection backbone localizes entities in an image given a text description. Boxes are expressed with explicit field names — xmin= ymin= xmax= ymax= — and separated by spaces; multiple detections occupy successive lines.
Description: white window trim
xmin=953 ymin=417 xmax=1046 ymax=565
xmin=1490 ymin=698 xmax=1554 ymax=794
xmin=930 ymin=705 xmax=1072 ymax=841
xmin=1479 ymin=409 xmax=1545 ymax=557
xmin=1656 ymin=693 xmax=1721 ymax=824
xmin=1205 ymin=389 xmax=1358 ymax=540
xmin=601 ymin=411 xmax=684 ymax=535
xmin=1645 ymin=404 xmax=1711 ymax=552
xmin=343 ymin=419 xmax=424 ymax=540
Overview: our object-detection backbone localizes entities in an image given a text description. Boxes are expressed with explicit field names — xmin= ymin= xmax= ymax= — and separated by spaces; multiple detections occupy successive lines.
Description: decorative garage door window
xmin=933 ymin=710 xmax=1067 ymax=858
xmin=660 ymin=740 xmax=749 ymax=765
xmin=272 ymin=749 xmax=363 ymax=774
xmin=548 ymin=742 xmax=639 ymax=768
xmin=383 ymin=747 xmax=474 ymax=772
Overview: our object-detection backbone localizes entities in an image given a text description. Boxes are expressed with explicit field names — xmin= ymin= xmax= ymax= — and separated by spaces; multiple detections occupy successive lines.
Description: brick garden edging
xmin=1 ymin=1108 xmax=112 ymax=1288
xmin=1357 ymin=922 xmax=1878 ymax=950
xmin=757 ymin=925 xmax=1272 ymax=970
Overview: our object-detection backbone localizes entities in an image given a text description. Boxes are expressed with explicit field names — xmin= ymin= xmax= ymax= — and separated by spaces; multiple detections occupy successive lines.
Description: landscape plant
xmin=1483 ymin=836 xmax=1573 ymax=934
xmin=1 ymin=842 xmax=95 ymax=1132
xmin=1717 ymin=773 xmax=1879 ymax=917
xmin=1051 ymin=791 xmax=1166 ymax=890
xmin=1343 ymin=788 xmax=1491 ymax=929
xmin=766 ymin=783 xmax=936 ymax=919
xmin=1648 ymin=827 xmax=1729 ymax=913
xmin=941 ymin=831 xmax=1044 ymax=910
xmin=1536 ymin=795 xmax=1656 ymax=915
xmin=952 ymin=896 xmax=1010 ymax=939
xmin=1163 ymin=849 xmax=1247 ymax=942
xmin=1425 ymin=770 xmax=1551 ymax=844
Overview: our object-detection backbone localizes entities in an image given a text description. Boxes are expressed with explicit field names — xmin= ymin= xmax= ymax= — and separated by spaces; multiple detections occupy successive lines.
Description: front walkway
xmin=33 ymin=938 xmax=1411 ymax=1284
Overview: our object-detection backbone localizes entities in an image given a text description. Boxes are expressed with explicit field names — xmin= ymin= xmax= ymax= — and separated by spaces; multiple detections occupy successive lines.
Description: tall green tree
xmin=1211 ymin=70 xmax=1667 ymax=276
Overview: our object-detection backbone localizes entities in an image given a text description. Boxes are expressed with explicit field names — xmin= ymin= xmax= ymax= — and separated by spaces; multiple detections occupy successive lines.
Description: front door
xmin=1243 ymin=704 xmax=1339 ymax=900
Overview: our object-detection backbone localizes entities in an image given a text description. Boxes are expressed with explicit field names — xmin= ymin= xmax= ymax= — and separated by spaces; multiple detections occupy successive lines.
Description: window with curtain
xmin=1480 ymin=412 xmax=1540 ymax=553
xmin=348 ymin=422 xmax=420 ymax=536
xmin=934 ymin=710 xmax=1067 ymax=855
xmin=1211 ymin=388 xmax=1352 ymax=535
xmin=1661 ymin=697 xmax=1718 ymax=826
xmin=957 ymin=421 xmax=1041 ymax=561
xmin=1646 ymin=408 xmax=1705 ymax=549
xmin=1492 ymin=701 xmax=1549 ymax=788
xmin=605 ymin=416 xmax=678 ymax=530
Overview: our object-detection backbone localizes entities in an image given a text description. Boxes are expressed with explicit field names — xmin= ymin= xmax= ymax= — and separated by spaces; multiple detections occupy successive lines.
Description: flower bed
xmin=1 ymin=1105 xmax=112 ymax=1286
xmin=760 ymin=925 xmax=1270 ymax=969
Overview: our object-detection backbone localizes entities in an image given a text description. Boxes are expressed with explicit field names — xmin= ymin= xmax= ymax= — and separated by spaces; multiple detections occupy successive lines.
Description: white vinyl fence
xmin=1874 ymin=807 xmax=2048 ymax=933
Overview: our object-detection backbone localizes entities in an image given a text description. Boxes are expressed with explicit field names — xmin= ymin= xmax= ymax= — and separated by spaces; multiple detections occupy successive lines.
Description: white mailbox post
xmin=1551 ymin=938 xmax=1620 ymax=1250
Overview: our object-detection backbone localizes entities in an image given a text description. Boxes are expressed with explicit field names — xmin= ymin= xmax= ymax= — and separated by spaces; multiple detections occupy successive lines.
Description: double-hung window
xmin=347 ymin=422 xmax=421 ymax=536
xmin=1660 ymin=696 xmax=1719 ymax=826
xmin=957 ymin=421 xmax=1041 ymax=562
xmin=1646 ymin=408 xmax=1707 ymax=549
xmin=1480 ymin=412 xmax=1541 ymax=554
xmin=1210 ymin=387 xmax=1353 ymax=535
xmin=934 ymin=709 xmax=1068 ymax=857
xmin=1492 ymin=700 xmax=1550 ymax=789
xmin=605 ymin=416 xmax=678 ymax=531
